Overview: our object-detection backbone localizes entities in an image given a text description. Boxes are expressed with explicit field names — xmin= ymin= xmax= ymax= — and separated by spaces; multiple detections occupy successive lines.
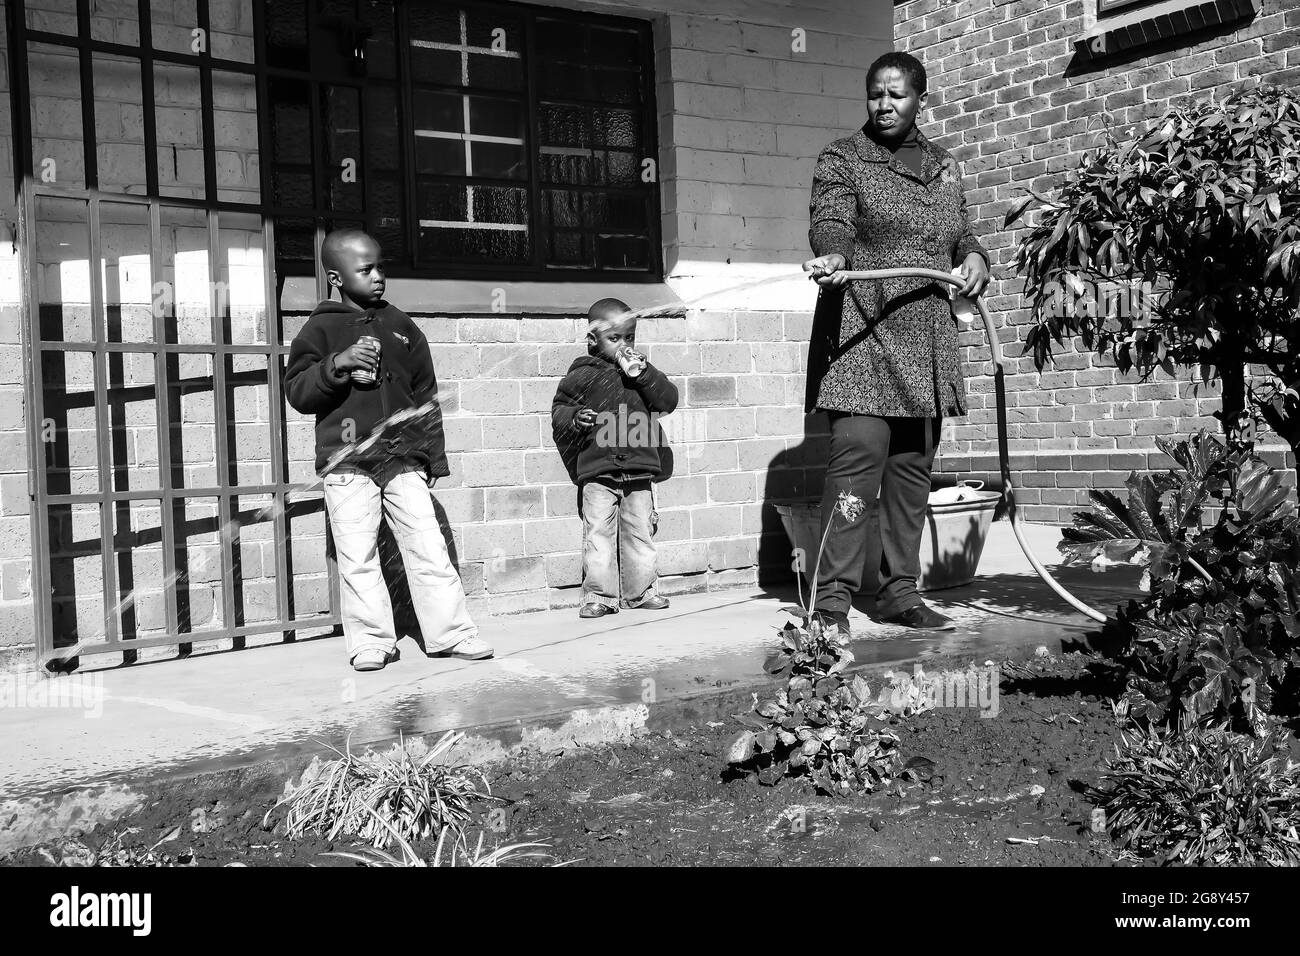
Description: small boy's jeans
xmin=580 ymin=476 xmax=659 ymax=609
xmin=323 ymin=469 xmax=477 ymax=661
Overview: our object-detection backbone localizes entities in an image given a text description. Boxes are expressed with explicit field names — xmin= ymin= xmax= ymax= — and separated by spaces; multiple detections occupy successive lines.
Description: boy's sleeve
xmin=409 ymin=327 xmax=438 ymax=407
xmin=285 ymin=321 xmax=351 ymax=414
xmin=632 ymin=363 xmax=678 ymax=414
xmin=551 ymin=366 xmax=591 ymax=441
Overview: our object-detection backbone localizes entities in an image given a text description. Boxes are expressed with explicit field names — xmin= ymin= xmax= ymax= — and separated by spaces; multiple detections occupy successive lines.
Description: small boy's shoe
xmin=431 ymin=635 xmax=494 ymax=660
xmin=625 ymin=595 xmax=670 ymax=610
xmin=352 ymin=648 xmax=398 ymax=672
xmin=579 ymin=603 xmax=618 ymax=619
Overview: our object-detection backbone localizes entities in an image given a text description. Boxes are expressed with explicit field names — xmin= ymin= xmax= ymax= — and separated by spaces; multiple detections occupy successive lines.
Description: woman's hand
xmin=955 ymin=252 xmax=990 ymax=298
xmin=803 ymin=253 xmax=850 ymax=288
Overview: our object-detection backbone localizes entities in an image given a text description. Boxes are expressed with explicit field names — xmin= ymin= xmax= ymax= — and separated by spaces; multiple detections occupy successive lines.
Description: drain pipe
xmin=833 ymin=268 xmax=1109 ymax=623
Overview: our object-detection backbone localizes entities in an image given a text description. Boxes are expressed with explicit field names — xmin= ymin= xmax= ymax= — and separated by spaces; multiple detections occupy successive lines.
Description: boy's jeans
xmin=322 ymin=470 xmax=477 ymax=661
xmin=580 ymin=476 xmax=659 ymax=609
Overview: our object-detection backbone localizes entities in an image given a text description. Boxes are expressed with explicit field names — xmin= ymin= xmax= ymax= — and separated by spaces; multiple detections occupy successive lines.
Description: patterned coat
xmin=805 ymin=125 xmax=989 ymax=418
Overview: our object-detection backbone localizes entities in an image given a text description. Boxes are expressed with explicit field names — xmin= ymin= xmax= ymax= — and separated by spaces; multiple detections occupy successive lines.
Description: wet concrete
xmin=0 ymin=522 xmax=1139 ymax=814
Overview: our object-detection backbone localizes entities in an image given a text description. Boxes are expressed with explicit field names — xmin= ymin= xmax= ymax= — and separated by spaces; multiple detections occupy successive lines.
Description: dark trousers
xmin=813 ymin=413 xmax=941 ymax=619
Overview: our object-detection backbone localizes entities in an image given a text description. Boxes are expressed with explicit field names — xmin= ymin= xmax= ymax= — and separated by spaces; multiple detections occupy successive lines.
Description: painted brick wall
xmin=895 ymin=0 xmax=1300 ymax=522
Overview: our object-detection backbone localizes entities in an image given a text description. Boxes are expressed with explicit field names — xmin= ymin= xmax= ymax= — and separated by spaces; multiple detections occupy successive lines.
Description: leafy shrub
xmin=725 ymin=617 xmax=903 ymax=795
xmin=1090 ymin=719 xmax=1300 ymax=866
xmin=267 ymin=731 xmax=490 ymax=848
xmin=1061 ymin=432 xmax=1300 ymax=729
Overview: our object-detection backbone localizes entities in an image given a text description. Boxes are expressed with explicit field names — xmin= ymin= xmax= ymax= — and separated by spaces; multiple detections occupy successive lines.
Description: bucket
xmin=773 ymin=482 xmax=1001 ymax=593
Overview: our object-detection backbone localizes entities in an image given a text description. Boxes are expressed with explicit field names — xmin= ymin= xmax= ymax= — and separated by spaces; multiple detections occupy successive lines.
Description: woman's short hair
xmin=866 ymin=51 xmax=927 ymax=96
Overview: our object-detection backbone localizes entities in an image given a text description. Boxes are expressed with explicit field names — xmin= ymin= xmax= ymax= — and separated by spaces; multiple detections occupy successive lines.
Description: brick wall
xmin=896 ymin=0 xmax=1300 ymax=522
xmin=276 ymin=306 xmax=823 ymax=621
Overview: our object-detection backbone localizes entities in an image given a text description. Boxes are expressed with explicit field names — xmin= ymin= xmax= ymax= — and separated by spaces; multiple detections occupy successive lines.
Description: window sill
xmin=280 ymin=261 xmax=820 ymax=315
xmin=1075 ymin=0 xmax=1260 ymax=59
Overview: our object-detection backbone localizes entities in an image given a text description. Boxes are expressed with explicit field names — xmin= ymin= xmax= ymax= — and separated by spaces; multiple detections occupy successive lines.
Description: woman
xmin=803 ymin=51 xmax=990 ymax=635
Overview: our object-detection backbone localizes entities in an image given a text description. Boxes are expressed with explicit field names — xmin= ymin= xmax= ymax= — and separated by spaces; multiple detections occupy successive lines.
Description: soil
xmin=3 ymin=653 xmax=1134 ymax=867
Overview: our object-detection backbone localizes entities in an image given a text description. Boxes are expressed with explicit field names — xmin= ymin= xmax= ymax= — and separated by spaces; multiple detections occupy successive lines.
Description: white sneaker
xmin=431 ymin=635 xmax=494 ymax=660
xmin=352 ymin=648 xmax=397 ymax=671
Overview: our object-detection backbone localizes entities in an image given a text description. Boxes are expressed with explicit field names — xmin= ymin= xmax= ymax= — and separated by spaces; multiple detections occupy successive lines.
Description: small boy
xmin=285 ymin=229 xmax=492 ymax=671
xmin=552 ymin=298 xmax=678 ymax=618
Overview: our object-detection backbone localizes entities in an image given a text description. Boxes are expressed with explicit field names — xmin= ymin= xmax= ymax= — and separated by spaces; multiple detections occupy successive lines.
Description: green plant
xmin=1006 ymin=85 xmax=1300 ymax=452
xmin=726 ymin=490 xmax=904 ymax=795
xmin=267 ymin=731 xmax=490 ymax=848
xmin=1061 ymin=432 xmax=1300 ymax=728
xmin=1090 ymin=719 xmax=1300 ymax=866
xmin=323 ymin=806 xmax=566 ymax=867
xmin=725 ymin=620 xmax=903 ymax=795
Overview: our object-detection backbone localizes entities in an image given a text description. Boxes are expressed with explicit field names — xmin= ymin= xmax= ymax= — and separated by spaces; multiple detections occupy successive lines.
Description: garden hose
xmin=832 ymin=268 xmax=1110 ymax=623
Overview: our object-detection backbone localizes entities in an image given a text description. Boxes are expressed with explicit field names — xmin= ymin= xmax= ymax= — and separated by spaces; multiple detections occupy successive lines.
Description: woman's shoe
xmin=579 ymin=603 xmax=618 ymax=618
xmin=879 ymin=605 xmax=955 ymax=631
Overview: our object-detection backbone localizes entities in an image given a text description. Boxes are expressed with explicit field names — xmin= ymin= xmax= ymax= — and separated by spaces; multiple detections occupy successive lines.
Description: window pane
xmin=414 ymin=90 xmax=464 ymax=133
xmin=419 ymin=225 xmax=527 ymax=263
xmin=91 ymin=0 xmax=140 ymax=45
xmin=596 ymin=235 xmax=651 ymax=270
xmin=324 ymin=86 xmax=363 ymax=213
xmin=99 ymin=201 xmax=154 ymax=344
xmin=470 ymin=141 xmax=526 ymax=179
xmin=26 ymin=0 xmax=78 ymax=35
xmin=266 ymin=0 xmax=309 ymax=68
xmin=106 ymin=353 xmax=160 ymax=493
xmin=468 ymin=51 xmax=523 ymax=91
xmin=545 ymin=230 xmax=591 ymax=268
xmin=537 ymin=104 xmax=590 ymax=148
xmin=469 ymin=97 xmax=523 ymax=139
xmin=153 ymin=0 xmax=199 ymax=56
xmin=42 ymin=351 xmax=101 ymax=494
xmin=471 ymin=185 xmax=528 ymax=224
xmin=367 ymin=175 xmax=407 ymax=262
xmin=361 ymin=0 xmax=398 ymax=79
xmin=417 ymin=181 xmax=468 ymax=221
xmin=155 ymin=62 xmax=207 ymax=200
xmin=94 ymin=54 xmax=147 ymax=195
xmin=214 ymin=71 xmax=261 ymax=204
xmin=364 ymin=85 xmax=401 ymax=173
xmin=217 ymin=212 xmax=269 ymax=345
xmin=159 ymin=206 xmax=213 ymax=344
xmin=408 ymin=5 xmax=460 ymax=45
xmin=409 ymin=47 xmax=462 ymax=86
xmin=176 ymin=496 xmax=224 ymax=633
xmin=211 ymin=0 xmax=256 ymax=62
xmin=48 ymin=503 xmax=107 ymax=651
xmin=227 ymin=354 xmax=272 ymax=485
xmin=166 ymin=352 xmax=218 ymax=488
xmin=270 ymin=78 xmax=313 ymax=166
xmin=415 ymin=138 xmax=465 ymax=176
xmin=29 ymin=43 xmax=86 ymax=191
xmin=35 ymin=195 xmax=92 ymax=342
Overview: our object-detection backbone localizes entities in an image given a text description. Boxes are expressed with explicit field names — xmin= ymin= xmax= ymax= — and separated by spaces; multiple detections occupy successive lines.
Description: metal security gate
xmin=12 ymin=0 xmax=340 ymax=666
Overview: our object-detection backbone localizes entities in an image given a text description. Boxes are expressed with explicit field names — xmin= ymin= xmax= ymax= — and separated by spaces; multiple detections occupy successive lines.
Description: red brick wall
xmin=896 ymin=0 xmax=1300 ymax=522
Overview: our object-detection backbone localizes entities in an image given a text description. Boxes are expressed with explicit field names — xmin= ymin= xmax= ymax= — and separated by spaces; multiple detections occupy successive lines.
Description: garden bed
xmin=0 ymin=651 xmax=1142 ymax=867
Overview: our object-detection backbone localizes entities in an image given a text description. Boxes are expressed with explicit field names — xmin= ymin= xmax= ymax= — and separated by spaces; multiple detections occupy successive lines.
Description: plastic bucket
xmin=774 ymin=486 xmax=1001 ymax=592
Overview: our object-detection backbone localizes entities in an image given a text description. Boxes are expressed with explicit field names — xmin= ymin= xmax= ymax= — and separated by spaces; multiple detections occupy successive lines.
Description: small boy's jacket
xmin=284 ymin=300 xmax=449 ymax=478
xmin=552 ymin=354 xmax=678 ymax=485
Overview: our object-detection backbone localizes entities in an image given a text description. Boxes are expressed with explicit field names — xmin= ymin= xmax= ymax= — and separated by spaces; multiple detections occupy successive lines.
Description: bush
xmin=1061 ymin=432 xmax=1300 ymax=729
xmin=724 ymin=617 xmax=903 ymax=796
xmin=1090 ymin=719 xmax=1300 ymax=866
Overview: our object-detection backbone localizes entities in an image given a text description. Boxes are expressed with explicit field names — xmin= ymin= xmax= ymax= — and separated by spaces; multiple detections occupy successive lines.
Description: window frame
xmin=267 ymin=0 xmax=664 ymax=283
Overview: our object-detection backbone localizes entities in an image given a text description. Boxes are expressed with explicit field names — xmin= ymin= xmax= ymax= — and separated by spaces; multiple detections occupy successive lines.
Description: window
xmin=267 ymin=0 xmax=662 ymax=281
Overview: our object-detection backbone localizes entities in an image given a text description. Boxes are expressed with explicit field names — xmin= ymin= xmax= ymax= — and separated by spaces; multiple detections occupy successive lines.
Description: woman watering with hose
xmin=803 ymin=51 xmax=991 ymax=636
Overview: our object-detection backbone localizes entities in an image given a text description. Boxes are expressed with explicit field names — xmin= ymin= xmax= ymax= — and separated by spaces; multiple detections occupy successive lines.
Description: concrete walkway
xmin=0 ymin=522 xmax=1139 ymax=808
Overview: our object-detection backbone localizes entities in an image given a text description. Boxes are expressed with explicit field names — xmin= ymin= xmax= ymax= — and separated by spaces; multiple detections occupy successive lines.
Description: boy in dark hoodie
xmin=552 ymin=298 xmax=678 ymax=618
xmin=285 ymin=229 xmax=492 ymax=671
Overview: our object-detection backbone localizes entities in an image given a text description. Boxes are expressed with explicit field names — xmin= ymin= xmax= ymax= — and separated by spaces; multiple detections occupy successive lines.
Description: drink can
xmin=616 ymin=346 xmax=646 ymax=378
xmin=351 ymin=335 xmax=381 ymax=385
